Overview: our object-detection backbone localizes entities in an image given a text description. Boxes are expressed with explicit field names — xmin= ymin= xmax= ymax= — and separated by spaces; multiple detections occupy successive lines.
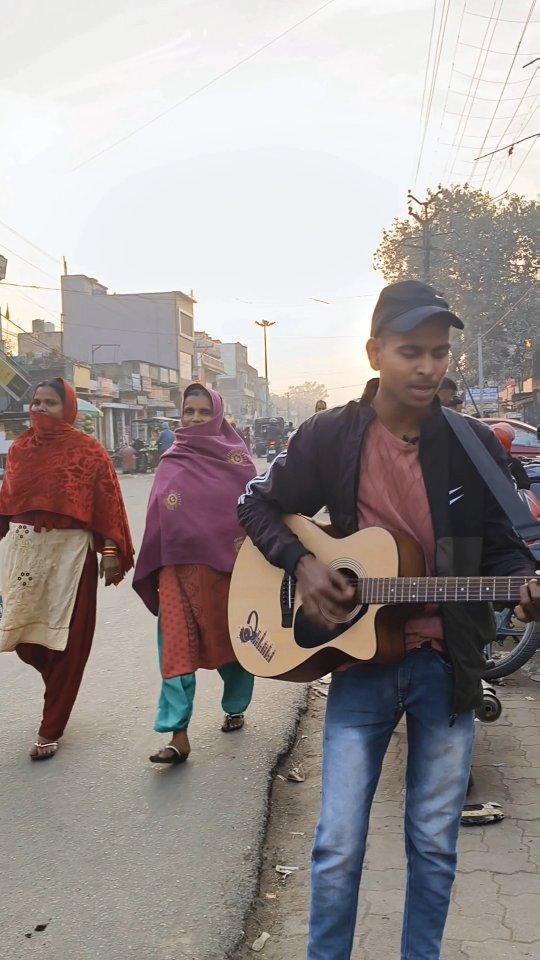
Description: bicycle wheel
xmin=483 ymin=608 xmax=540 ymax=680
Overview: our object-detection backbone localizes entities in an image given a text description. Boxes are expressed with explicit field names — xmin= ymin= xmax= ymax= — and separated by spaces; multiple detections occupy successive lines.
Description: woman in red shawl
xmin=133 ymin=383 xmax=257 ymax=765
xmin=0 ymin=378 xmax=134 ymax=760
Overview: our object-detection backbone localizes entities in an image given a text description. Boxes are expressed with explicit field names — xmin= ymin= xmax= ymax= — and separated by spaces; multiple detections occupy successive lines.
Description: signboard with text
xmin=0 ymin=352 xmax=31 ymax=401
xmin=466 ymin=387 xmax=499 ymax=403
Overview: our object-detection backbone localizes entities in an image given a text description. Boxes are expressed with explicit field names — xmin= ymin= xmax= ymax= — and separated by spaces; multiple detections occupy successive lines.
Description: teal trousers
xmin=154 ymin=619 xmax=254 ymax=733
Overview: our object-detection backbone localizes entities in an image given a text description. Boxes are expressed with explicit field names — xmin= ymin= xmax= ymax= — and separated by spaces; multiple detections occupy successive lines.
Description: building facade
xmin=61 ymin=274 xmax=195 ymax=391
xmin=18 ymin=319 xmax=62 ymax=358
xmin=194 ymin=331 xmax=226 ymax=389
xmin=216 ymin=342 xmax=258 ymax=423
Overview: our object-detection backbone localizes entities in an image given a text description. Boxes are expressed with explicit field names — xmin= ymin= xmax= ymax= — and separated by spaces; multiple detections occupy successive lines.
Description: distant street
xmin=0 ymin=471 xmax=304 ymax=960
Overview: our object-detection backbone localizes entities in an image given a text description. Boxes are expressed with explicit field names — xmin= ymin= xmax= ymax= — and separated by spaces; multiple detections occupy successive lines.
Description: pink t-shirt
xmin=357 ymin=418 xmax=444 ymax=651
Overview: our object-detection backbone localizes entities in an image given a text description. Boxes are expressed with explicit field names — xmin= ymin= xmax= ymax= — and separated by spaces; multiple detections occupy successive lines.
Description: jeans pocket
xmin=432 ymin=649 xmax=454 ymax=674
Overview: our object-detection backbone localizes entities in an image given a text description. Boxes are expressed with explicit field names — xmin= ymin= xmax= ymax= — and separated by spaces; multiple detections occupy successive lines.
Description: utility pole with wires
xmin=407 ymin=188 xmax=443 ymax=283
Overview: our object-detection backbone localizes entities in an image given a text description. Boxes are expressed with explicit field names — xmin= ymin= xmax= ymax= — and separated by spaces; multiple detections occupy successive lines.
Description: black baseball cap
xmin=371 ymin=280 xmax=464 ymax=337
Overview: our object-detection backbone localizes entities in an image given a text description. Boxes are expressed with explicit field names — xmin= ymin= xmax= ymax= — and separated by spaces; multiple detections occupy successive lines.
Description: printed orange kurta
xmin=159 ymin=564 xmax=236 ymax=678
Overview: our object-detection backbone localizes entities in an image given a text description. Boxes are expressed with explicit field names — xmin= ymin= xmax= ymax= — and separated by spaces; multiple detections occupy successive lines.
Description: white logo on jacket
xmin=449 ymin=486 xmax=464 ymax=506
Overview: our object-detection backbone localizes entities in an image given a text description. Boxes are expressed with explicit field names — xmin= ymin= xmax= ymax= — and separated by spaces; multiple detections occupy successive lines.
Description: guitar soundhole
xmin=336 ymin=567 xmax=360 ymax=613
xmin=293 ymin=603 xmax=369 ymax=649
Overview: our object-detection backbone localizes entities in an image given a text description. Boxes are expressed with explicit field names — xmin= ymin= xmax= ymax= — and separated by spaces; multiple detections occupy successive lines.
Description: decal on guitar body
xmin=239 ymin=610 xmax=275 ymax=663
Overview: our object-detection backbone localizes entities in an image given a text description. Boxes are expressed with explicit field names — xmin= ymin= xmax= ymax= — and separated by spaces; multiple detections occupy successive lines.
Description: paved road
xmin=0 ymin=471 xmax=304 ymax=960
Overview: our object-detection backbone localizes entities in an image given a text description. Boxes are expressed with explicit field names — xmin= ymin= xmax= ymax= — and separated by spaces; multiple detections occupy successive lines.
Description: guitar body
xmin=229 ymin=516 xmax=425 ymax=682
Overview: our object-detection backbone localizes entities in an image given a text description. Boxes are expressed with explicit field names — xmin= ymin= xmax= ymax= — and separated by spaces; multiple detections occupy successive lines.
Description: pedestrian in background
xmin=133 ymin=383 xmax=257 ymax=765
xmin=157 ymin=421 xmax=175 ymax=458
xmin=490 ymin=422 xmax=532 ymax=492
xmin=438 ymin=376 xmax=463 ymax=412
xmin=315 ymin=399 xmax=327 ymax=413
xmin=0 ymin=378 xmax=134 ymax=761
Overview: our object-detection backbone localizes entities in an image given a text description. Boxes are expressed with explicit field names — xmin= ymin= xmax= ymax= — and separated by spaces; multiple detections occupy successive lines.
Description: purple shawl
xmin=133 ymin=387 xmax=256 ymax=614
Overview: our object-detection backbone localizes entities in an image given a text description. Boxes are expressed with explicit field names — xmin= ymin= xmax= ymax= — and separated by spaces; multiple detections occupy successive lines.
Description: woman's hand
xmin=100 ymin=554 xmax=122 ymax=586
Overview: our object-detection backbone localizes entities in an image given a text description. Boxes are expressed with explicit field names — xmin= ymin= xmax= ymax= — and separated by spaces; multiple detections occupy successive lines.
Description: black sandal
xmin=222 ymin=713 xmax=245 ymax=733
xmin=149 ymin=745 xmax=189 ymax=765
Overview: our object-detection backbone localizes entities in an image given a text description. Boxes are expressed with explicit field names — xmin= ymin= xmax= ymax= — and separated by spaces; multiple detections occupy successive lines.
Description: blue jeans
xmin=308 ymin=647 xmax=475 ymax=960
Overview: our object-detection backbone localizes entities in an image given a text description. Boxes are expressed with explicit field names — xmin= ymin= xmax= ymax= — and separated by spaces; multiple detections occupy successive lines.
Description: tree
xmin=286 ymin=382 xmax=328 ymax=424
xmin=373 ymin=185 xmax=537 ymax=386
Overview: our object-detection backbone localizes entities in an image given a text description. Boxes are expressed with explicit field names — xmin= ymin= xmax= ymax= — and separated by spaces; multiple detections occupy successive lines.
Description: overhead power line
xmin=449 ymin=89 xmax=536 ymax=102
xmin=0 ymin=241 xmax=58 ymax=282
xmin=455 ymin=285 xmax=536 ymax=362
xmin=72 ymin=0 xmax=341 ymax=171
xmin=414 ymin=0 xmax=452 ymax=183
xmin=503 ymin=135 xmax=539 ymax=190
xmin=0 ymin=309 xmax=71 ymax=361
xmin=452 ymin=68 xmax=531 ymax=84
xmin=474 ymin=131 xmax=539 ymax=159
xmin=464 ymin=11 xmax=539 ymax=24
xmin=472 ymin=1 xmax=538 ymax=185
xmin=418 ymin=0 xmax=440 ymax=134
xmin=458 ymin=41 xmax=539 ymax=55
xmin=446 ymin=0 xmax=504 ymax=182
xmin=0 ymin=219 xmax=61 ymax=265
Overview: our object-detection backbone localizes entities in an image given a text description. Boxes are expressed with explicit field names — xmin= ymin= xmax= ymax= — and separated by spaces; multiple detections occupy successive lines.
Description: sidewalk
xmin=235 ymin=666 xmax=540 ymax=960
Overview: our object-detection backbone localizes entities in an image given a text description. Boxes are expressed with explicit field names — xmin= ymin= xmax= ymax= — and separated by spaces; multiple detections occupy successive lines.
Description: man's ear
xmin=366 ymin=337 xmax=381 ymax=372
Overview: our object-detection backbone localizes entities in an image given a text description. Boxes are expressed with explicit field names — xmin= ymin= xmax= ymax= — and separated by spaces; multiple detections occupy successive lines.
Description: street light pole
xmin=255 ymin=320 xmax=275 ymax=416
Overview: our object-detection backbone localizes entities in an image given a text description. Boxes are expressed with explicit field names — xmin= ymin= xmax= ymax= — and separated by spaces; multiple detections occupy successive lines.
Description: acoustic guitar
xmin=229 ymin=515 xmax=532 ymax=682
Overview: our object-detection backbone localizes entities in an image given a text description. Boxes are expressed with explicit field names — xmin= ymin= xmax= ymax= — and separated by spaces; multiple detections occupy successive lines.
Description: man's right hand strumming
xmin=295 ymin=554 xmax=356 ymax=629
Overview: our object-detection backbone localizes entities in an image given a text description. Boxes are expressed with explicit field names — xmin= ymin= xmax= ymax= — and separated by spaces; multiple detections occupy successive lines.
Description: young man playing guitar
xmin=238 ymin=280 xmax=539 ymax=960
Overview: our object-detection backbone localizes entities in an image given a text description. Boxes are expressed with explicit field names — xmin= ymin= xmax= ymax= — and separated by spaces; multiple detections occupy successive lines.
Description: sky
xmin=0 ymin=0 xmax=538 ymax=403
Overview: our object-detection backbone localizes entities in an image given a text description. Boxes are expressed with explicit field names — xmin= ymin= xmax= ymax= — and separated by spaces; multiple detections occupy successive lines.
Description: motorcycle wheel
xmin=483 ymin=608 xmax=540 ymax=680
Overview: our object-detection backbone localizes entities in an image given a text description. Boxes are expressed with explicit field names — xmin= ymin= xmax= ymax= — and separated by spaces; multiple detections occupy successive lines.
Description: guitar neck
xmin=358 ymin=576 xmax=530 ymax=605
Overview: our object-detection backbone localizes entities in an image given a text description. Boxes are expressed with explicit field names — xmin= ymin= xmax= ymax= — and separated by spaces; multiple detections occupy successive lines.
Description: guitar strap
xmin=442 ymin=407 xmax=539 ymax=546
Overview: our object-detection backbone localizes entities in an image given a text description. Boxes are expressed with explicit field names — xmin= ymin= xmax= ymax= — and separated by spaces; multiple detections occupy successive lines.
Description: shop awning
xmin=77 ymin=398 xmax=103 ymax=417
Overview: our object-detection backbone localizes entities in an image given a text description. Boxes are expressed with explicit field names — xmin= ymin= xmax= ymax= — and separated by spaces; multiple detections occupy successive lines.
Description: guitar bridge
xmin=280 ymin=574 xmax=296 ymax=628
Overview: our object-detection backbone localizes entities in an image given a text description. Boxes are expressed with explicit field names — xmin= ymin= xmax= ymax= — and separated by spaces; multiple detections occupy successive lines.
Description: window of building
xmin=169 ymin=369 xmax=178 ymax=384
xmin=179 ymin=310 xmax=194 ymax=338
xmin=149 ymin=365 xmax=159 ymax=380
xmin=179 ymin=352 xmax=192 ymax=382
xmin=139 ymin=363 xmax=150 ymax=377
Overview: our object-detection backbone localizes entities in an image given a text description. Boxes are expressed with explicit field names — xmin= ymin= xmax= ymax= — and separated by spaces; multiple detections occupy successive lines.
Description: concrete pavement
xmin=236 ymin=667 xmax=540 ymax=959
xmin=0 ymin=473 xmax=305 ymax=960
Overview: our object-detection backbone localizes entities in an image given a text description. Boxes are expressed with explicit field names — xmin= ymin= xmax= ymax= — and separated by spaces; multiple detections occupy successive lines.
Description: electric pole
xmin=255 ymin=320 xmax=275 ymax=416
xmin=477 ymin=331 xmax=484 ymax=416
xmin=407 ymin=188 xmax=443 ymax=283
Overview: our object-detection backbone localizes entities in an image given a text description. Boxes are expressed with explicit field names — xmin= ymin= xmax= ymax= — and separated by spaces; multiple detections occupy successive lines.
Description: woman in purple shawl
xmin=133 ymin=384 xmax=257 ymax=765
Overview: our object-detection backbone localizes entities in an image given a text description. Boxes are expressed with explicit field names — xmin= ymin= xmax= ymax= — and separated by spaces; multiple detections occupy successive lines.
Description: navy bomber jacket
xmin=238 ymin=380 xmax=535 ymax=713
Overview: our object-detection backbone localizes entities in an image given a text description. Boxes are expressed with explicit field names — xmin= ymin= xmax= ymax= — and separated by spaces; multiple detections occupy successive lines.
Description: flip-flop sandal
xmin=149 ymin=745 xmax=189 ymax=765
xmin=222 ymin=714 xmax=245 ymax=733
xmin=460 ymin=802 xmax=504 ymax=827
xmin=30 ymin=742 xmax=58 ymax=762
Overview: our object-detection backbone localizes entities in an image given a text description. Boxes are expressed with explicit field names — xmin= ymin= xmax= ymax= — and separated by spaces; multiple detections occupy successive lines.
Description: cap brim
xmin=384 ymin=305 xmax=464 ymax=333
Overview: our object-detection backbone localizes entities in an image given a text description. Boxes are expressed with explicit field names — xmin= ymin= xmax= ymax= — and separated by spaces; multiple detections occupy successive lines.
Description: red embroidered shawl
xmin=0 ymin=379 xmax=134 ymax=574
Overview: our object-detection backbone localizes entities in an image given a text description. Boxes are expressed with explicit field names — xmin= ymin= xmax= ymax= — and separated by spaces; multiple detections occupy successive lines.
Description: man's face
xmin=366 ymin=319 xmax=451 ymax=410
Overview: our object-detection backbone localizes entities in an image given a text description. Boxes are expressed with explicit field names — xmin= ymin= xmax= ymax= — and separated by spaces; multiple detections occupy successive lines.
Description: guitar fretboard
xmin=357 ymin=576 xmax=530 ymax=605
